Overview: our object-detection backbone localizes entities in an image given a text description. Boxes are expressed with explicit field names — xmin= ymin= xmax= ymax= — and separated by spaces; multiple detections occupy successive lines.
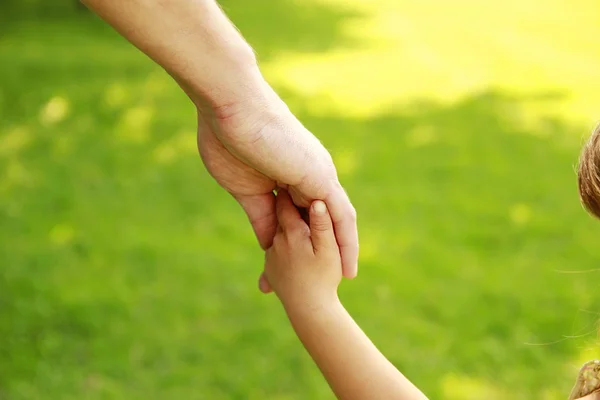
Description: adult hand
xmin=196 ymin=81 xmax=358 ymax=292
xmin=81 ymin=0 xmax=358 ymax=290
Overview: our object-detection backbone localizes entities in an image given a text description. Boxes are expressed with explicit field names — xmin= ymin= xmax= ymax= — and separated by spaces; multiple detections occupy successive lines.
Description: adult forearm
xmin=284 ymin=299 xmax=427 ymax=400
xmin=81 ymin=0 xmax=264 ymax=107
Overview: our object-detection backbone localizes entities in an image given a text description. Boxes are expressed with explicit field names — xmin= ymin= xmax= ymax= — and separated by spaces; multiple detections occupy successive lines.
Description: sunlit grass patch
xmin=264 ymin=0 xmax=600 ymax=124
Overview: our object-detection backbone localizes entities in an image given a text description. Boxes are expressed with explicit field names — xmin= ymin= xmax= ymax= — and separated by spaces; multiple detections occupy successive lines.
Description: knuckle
xmin=285 ymin=221 xmax=299 ymax=233
xmin=300 ymin=225 xmax=311 ymax=237
xmin=289 ymin=224 xmax=310 ymax=239
xmin=312 ymin=178 xmax=331 ymax=199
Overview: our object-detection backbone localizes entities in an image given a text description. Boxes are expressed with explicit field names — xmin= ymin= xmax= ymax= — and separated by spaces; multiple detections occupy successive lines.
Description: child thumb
xmin=309 ymin=200 xmax=336 ymax=251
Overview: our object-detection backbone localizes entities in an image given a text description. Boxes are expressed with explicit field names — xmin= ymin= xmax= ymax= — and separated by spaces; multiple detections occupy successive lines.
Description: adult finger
xmin=235 ymin=192 xmax=277 ymax=250
xmin=325 ymin=184 xmax=359 ymax=279
xmin=275 ymin=189 xmax=305 ymax=233
xmin=234 ymin=193 xmax=276 ymax=294
xmin=288 ymin=186 xmax=311 ymax=208
xmin=309 ymin=200 xmax=336 ymax=253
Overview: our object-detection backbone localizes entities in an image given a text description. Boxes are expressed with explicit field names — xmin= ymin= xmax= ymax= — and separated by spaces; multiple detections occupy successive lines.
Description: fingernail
xmin=313 ymin=200 xmax=326 ymax=214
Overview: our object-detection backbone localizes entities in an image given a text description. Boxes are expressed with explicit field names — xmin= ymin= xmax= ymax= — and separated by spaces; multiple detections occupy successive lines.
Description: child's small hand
xmin=263 ymin=189 xmax=342 ymax=308
xmin=262 ymin=191 xmax=427 ymax=400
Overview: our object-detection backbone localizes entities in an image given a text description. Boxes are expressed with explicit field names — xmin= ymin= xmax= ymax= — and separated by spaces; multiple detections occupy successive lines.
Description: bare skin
xmin=264 ymin=190 xmax=427 ymax=400
xmin=81 ymin=0 xmax=359 ymax=291
xmin=570 ymin=360 xmax=600 ymax=400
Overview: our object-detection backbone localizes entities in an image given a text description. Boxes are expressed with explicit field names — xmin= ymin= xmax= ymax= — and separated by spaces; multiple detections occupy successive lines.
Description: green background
xmin=1 ymin=1 xmax=599 ymax=399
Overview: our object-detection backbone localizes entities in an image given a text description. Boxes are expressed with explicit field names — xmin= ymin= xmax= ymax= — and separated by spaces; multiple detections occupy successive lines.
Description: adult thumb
xmin=309 ymin=200 xmax=336 ymax=252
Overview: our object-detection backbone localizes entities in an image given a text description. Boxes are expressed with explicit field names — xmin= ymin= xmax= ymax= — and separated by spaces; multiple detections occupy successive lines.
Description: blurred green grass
xmin=1 ymin=1 xmax=600 ymax=399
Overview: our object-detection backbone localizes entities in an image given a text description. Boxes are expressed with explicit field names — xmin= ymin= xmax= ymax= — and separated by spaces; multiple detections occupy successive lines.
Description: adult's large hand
xmin=196 ymin=83 xmax=358 ymax=291
xmin=81 ymin=0 xmax=358 ymax=289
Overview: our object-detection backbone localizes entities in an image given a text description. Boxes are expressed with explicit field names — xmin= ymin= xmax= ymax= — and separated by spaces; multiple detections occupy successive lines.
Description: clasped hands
xmin=195 ymin=81 xmax=358 ymax=293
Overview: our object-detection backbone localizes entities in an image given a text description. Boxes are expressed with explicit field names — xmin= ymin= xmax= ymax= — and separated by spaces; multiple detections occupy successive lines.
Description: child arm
xmin=264 ymin=191 xmax=427 ymax=400
xmin=285 ymin=297 xmax=426 ymax=400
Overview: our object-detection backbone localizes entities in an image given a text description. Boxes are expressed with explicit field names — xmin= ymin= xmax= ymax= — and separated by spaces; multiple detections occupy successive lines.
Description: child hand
xmin=263 ymin=189 xmax=342 ymax=308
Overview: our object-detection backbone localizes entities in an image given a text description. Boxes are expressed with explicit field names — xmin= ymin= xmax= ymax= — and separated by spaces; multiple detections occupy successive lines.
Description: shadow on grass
xmin=219 ymin=0 xmax=365 ymax=60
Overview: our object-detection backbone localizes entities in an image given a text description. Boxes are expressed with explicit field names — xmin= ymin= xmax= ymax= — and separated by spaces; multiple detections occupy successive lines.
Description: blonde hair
xmin=578 ymin=124 xmax=600 ymax=219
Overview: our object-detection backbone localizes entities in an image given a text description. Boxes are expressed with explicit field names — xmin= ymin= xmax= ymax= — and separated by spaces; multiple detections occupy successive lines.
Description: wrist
xmin=187 ymin=46 xmax=268 ymax=111
xmin=283 ymin=294 xmax=345 ymax=343
xmin=281 ymin=290 xmax=341 ymax=318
